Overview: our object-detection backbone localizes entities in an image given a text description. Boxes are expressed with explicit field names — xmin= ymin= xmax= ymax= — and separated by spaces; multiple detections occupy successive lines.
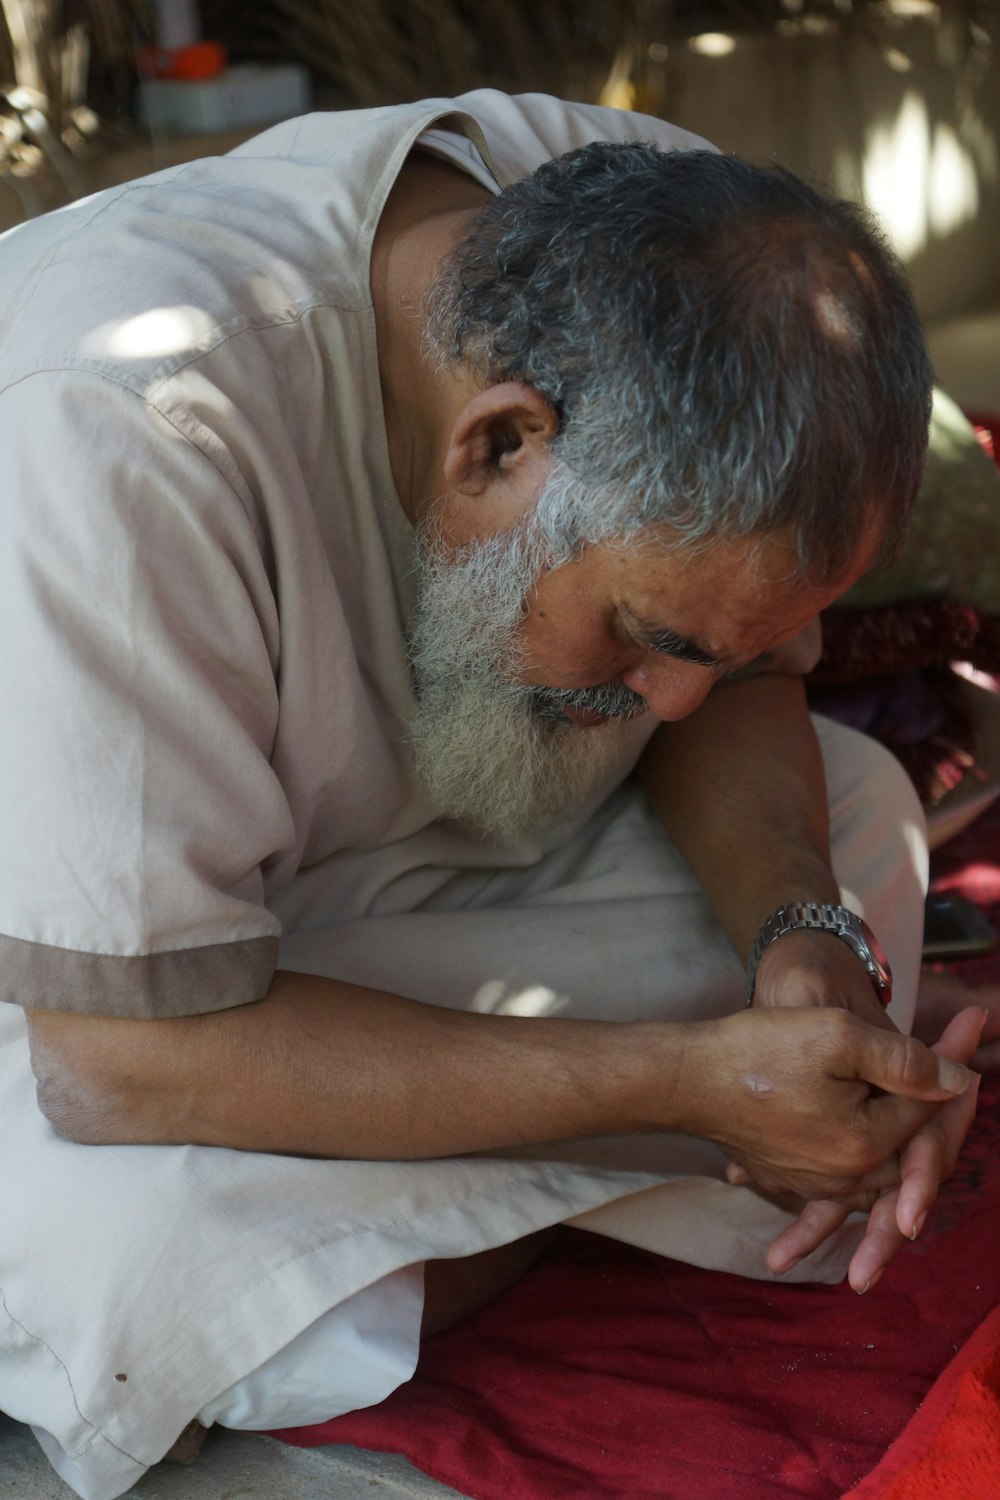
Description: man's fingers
xmin=754 ymin=1005 xmax=986 ymax=1286
xmin=856 ymin=1007 xmax=981 ymax=1200
xmin=850 ymin=1090 xmax=971 ymax=1285
xmin=767 ymin=1199 xmax=849 ymax=1275
xmin=940 ymin=998 xmax=999 ymax=1075
xmin=851 ymin=1016 xmax=982 ymax=1277
xmin=895 ymin=1073 xmax=981 ymax=1237
xmin=847 ymin=1189 xmax=906 ymax=1293
xmin=714 ymin=1008 xmax=981 ymax=1209
xmin=894 ymin=1118 xmax=948 ymax=1241
xmin=770 ymin=1190 xmax=907 ymax=1292
xmin=849 ymin=1069 xmax=976 ymax=1285
xmin=930 ymin=1003 xmax=989 ymax=1062
xmin=887 ymin=1004 xmax=984 ymax=1236
xmin=854 ymin=1024 xmax=974 ymax=1102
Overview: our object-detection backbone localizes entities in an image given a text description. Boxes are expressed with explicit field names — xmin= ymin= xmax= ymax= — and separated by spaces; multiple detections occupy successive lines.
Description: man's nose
xmin=620 ymin=656 xmax=716 ymax=722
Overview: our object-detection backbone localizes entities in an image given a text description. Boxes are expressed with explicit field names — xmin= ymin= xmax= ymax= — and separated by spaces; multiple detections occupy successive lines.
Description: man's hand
xmin=736 ymin=933 xmax=984 ymax=1284
xmin=745 ymin=931 xmax=985 ymax=1282
xmin=675 ymin=1005 xmax=975 ymax=1204
xmin=760 ymin=1005 xmax=984 ymax=1291
xmin=751 ymin=926 xmax=893 ymax=1031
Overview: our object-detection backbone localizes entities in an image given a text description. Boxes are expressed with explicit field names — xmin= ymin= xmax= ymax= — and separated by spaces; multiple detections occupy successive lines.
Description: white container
xmin=137 ymin=63 xmax=311 ymax=134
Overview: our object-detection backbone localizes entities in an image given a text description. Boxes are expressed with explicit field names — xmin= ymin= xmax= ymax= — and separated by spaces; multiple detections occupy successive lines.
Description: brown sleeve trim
xmin=0 ymin=933 xmax=279 ymax=1019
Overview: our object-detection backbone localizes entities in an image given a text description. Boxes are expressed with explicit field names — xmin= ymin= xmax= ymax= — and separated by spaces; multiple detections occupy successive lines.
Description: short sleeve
xmin=0 ymin=370 xmax=290 ymax=1017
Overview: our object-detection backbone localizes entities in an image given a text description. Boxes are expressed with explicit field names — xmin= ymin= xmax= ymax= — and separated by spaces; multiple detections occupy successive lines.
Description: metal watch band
xmin=745 ymin=901 xmax=893 ymax=1008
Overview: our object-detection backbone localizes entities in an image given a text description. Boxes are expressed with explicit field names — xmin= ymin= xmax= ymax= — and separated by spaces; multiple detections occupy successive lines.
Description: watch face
xmin=854 ymin=916 xmax=892 ymax=997
xmin=854 ymin=916 xmax=888 ymax=966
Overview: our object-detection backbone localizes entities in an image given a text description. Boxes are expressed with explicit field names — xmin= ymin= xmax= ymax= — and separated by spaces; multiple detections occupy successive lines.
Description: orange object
xmin=138 ymin=40 xmax=227 ymax=82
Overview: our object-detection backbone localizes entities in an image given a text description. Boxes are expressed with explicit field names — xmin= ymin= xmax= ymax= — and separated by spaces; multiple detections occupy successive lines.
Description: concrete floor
xmin=0 ymin=1415 xmax=469 ymax=1500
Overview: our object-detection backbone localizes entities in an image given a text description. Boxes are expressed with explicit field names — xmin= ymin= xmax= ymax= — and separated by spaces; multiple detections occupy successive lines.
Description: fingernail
xmin=940 ymin=1060 xmax=972 ymax=1093
xmin=772 ymin=1258 xmax=798 ymax=1277
xmin=909 ymin=1212 xmax=927 ymax=1241
xmin=858 ymin=1269 xmax=884 ymax=1296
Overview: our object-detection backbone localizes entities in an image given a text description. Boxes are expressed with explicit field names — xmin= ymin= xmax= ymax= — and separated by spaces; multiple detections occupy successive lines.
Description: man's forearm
xmin=640 ymin=674 xmax=841 ymax=963
xmin=26 ymin=966 xmax=973 ymax=1236
xmin=28 ymin=971 xmax=682 ymax=1158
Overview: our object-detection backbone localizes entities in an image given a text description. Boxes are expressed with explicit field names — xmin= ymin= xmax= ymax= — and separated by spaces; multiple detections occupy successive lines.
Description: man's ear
xmin=440 ymin=382 xmax=559 ymax=539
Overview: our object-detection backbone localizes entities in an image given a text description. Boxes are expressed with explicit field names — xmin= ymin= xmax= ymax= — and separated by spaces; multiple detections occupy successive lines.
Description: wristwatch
xmin=745 ymin=901 xmax=893 ymax=1008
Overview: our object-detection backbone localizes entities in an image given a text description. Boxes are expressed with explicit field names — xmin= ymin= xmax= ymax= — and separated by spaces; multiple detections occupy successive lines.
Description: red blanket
xmin=273 ymin=806 xmax=1000 ymax=1499
xmin=845 ymin=1302 xmax=1000 ymax=1500
xmin=273 ymin=1078 xmax=1000 ymax=1499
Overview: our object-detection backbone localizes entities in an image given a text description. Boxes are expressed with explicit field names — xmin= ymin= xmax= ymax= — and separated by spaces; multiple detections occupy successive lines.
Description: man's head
xmin=408 ymin=142 xmax=932 ymax=841
xmin=426 ymin=142 xmax=931 ymax=572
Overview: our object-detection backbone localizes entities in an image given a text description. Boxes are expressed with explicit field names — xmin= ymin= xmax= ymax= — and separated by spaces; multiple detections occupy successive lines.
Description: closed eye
xmin=624 ymin=614 xmax=722 ymax=669
xmin=643 ymin=629 xmax=720 ymax=668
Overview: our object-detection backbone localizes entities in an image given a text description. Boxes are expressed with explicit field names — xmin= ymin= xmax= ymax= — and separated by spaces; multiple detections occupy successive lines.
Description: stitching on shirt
xmin=47 ymin=177 xmax=176 ymax=242
xmin=286 ymin=114 xmax=307 ymax=156
xmin=41 ymin=153 xmax=267 ymax=249
xmin=142 ymin=294 xmax=372 ymax=392
xmin=0 ymin=365 xmax=259 ymax=534
xmin=1 ymin=287 xmax=375 ymax=396
xmin=0 ymin=1286 xmax=142 ymax=1464
xmin=0 ymin=242 xmax=62 ymax=363
xmin=5 ymin=107 xmax=493 ymax=404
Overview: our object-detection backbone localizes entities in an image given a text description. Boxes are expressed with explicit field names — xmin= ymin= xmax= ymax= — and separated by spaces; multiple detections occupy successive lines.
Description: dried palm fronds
xmin=0 ymin=0 xmax=141 ymax=189
xmin=200 ymin=0 xmax=644 ymax=106
xmin=199 ymin=0 xmax=993 ymax=112
xmin=0 ymin=0 xmax=140 ymax=105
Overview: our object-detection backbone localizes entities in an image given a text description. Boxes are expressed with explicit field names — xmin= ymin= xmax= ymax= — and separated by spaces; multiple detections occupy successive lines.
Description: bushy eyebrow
xmin=627 ymin=614 xmax=722 ymax=668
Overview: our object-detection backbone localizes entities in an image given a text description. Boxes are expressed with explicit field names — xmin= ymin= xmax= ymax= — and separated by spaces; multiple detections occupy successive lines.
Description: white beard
xmin=407 ymin=518 xmax=647 ymax=846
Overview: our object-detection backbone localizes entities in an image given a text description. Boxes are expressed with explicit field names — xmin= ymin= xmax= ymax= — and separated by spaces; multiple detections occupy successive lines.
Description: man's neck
xmin=370 ymin=151 xmax=492 ymax=526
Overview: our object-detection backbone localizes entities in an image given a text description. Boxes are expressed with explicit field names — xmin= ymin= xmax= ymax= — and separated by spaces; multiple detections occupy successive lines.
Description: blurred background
xmin=0 ymin=1 xmax=996 ymax=388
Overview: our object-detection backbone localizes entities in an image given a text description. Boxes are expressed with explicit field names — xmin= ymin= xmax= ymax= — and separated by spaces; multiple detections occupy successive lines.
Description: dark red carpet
xmin=272 ymin=801 xmax=1000 ymax=1500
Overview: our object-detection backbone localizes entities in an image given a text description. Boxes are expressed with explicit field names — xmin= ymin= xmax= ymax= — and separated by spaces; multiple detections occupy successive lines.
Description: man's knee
xmin=816 ymin=715 xmax=926 ymax=866
xmin=421 ymin=1229 xmax=558 ymax=1336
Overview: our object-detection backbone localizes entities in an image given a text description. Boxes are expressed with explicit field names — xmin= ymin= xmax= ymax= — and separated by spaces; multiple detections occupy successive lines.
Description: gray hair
xmin=426 ymin=143 xmax=933 ymax=580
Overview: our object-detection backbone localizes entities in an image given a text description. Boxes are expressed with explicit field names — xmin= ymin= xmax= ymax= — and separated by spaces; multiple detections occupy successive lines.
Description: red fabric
xmin=271 ymin=804 xmax=1000 ymax=1500
xmin=843 ymin=1304 xmax=1000 ymax=1500
xmin=812 ymin=602 xmax=1000 ymax=683
xmin=273 ymin=1091 xmax=1000 ymax=1499
xmin=967 ymin=413 xmax=1000 ymax=462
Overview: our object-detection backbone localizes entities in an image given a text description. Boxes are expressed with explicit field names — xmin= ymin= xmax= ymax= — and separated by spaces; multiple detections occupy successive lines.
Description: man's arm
xmin=640 ymin=673 xmax=842 ymax=966
xmin=24 ymin=669 xmax=976 ymax=1284
xmin=639 ymin=671 xmax=981 ymax=1286
xmin=28 ymin=968 xmax=969 ymax=1195
xmin=641 ymin=671 xmax=909 ymax=1026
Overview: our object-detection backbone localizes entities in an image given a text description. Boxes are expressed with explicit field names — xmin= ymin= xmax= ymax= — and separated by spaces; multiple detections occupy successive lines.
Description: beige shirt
xmin=0 ymin=100 xmax=909 ymax=1500
xmin=0 ymin=92 xmax=816 ymax=1020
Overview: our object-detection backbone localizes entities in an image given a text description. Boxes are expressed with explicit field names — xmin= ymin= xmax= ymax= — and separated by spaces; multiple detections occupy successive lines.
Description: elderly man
xmin=0 ymin=90 xmax=982 ymax=1497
